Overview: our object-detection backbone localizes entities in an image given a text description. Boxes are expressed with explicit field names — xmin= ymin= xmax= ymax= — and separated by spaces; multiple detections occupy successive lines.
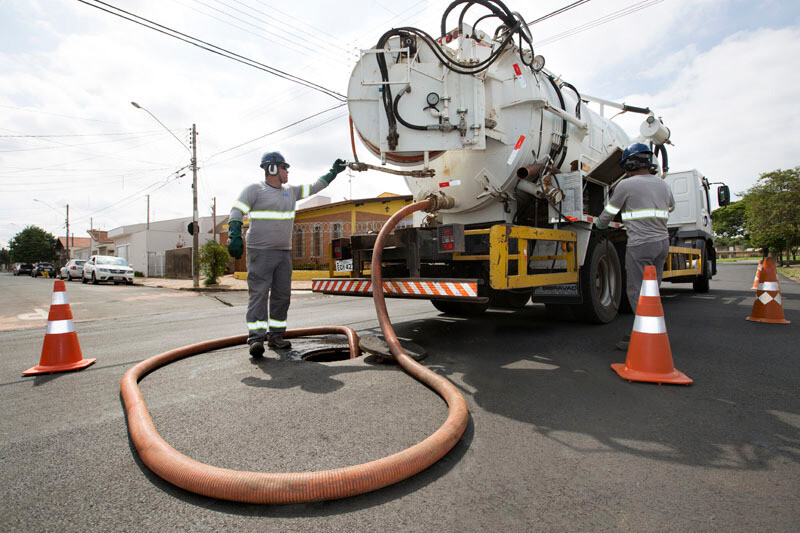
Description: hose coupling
xmin=425 ymin=192 xmax=456 ymax=212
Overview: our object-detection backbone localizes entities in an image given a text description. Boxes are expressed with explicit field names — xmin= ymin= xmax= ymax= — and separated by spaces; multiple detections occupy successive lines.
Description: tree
xmin=743 ymin=167 xmax=800 ymax=265
xmin=712 ymin=200 xmax=749 ymax=247
xmin=8 ymin=226 xmax=57 ymax=264
xmin=198 ymin=240 xmax=230 ymax=285
xmin=0 ymin=248 xmax=10 ymax=270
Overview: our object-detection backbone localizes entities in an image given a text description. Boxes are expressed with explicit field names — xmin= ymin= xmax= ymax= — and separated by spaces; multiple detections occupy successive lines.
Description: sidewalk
xmin=135 ymin=274 xmax=313 ymax=291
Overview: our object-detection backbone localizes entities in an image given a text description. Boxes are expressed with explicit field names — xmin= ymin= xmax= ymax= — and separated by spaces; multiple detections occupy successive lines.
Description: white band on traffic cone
xmin=640 ymin=279 xmax=660 ymax=297
xmin=758 ymin=282 xmax=779 ymax=291
xmin=46 ymin=319 xmax=75 ymax=335
xmin=51 ymin=292 xmax=69 ymax=305
xmin=633 ymin=315 xmax=667 ymax=334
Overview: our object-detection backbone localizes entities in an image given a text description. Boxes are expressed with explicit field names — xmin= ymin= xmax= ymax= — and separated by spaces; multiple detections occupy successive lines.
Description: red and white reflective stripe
xmin=313 ymin=279 xmax=477 ymax=297
xmin=640 ymin=279 xmax=660 ymax=297
xmin=512 ymin=63 xmax=526 ymax=88
xmin=506 ymin=135 xmax=526 ymax=165
xmin=51 ymin=292 xmax=69 ymax=305
xmin=633 ymin=315 xmax=667 ymax=334
xmin=438 ymin=180 xmax=461 ymax=188
xmin=46 ymin=319 xmax=75 ymax=335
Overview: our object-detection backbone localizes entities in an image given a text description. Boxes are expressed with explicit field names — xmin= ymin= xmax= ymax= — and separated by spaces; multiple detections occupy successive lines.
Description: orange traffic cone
xmin=751 ymin=259 xmax=764 ymax=290
xmin=747 ymin=257 xmax=790 ymax=324
xmin=611 ymin=265 xmax=692 ymax=385
xmin=22 ymin=280 xmax=96 ymax=376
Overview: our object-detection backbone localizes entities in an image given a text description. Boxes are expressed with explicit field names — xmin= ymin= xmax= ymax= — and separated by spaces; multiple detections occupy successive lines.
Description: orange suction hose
xmin=120 ymin=201 xmax=469 ymax=503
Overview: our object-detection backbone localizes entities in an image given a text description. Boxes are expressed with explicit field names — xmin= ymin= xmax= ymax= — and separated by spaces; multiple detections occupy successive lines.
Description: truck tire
xmin=692 ymin=240 xmax=711 ymax=293
xmin=431 ymin=299 xmax=490 ymax=316
xmin=572 ymin=237 xmax=621 ymax=323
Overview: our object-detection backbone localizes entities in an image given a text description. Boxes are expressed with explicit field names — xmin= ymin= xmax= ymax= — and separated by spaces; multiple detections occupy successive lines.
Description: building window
xmin=312 ymin=224 xmax=323 ymax=258
xmin=332 ymin=222 xmax=343 ymax=240
xmin=293 ymin=226 xmax=304 ymax=259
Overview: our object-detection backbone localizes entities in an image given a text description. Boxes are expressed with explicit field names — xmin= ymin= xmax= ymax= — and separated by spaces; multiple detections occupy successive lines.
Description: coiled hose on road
xmin=120 ymin=199 xmax=469 ymax=504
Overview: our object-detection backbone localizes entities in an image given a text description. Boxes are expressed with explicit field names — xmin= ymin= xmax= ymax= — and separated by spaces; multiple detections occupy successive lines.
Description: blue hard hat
xmin=260 ymin=151 xmax=289 ymax=170
xmin=620 ymin=142 xmax=653 ymax=166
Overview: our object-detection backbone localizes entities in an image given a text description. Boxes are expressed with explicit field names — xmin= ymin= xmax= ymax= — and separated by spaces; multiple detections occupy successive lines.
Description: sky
xmin=2 ymin=0 xmax=799 ymax=248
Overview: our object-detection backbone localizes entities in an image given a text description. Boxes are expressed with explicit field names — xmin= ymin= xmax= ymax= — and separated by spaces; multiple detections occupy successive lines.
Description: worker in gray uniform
xmin=594 ymin=142 xmax=674 ymax=350
xmin=228 ymin=151 xmax=346 ymax=357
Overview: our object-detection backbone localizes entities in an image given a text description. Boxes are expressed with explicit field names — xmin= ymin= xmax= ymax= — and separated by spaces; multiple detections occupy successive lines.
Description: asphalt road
xmin=0 ymin=264 xmax=797 ymax=531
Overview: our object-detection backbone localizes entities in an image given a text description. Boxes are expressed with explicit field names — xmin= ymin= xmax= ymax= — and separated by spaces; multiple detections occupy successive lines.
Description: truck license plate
xmin=335 ymin=259 xmax=353 ymax=272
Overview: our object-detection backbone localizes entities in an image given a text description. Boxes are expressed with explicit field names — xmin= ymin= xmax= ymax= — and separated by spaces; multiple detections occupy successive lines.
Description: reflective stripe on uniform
xmin=46 ymin=319 xmax=75 ymax=335
xmin=51 ymin=292 xmax=69 ymax=305
xmin=640 ymin=279 xmax=660 ymax=297
xmin=632 ymin=315 xmax=667 ymax=334
xmin=249 ymin=210 xmax=295 ymax=220
xmin=300 ymin=184 xmax=310 ymax=199
xmin=758 ymin=282 xmax=779 ymax=291
xmin=233 ymin=200 xmax=251 ymax=214
xmin=604 ymin=203 xmax=620 ymax=215
xmin=268 ymin=318 xmax=287 ymax=328
xmin=621 ymin=209 xmax=669 ymax=221
xmin=247 ymin=321 xmax=268 ymax=330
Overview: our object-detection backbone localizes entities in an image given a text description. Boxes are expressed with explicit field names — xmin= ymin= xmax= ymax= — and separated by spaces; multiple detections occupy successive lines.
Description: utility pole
xmin=191 ymin=124 xmax=199 ymax=288
xmin=212 ymin=197 xmax=217 ymax=243
xmin=65 ymin=204 xmax=69 ymax=262
xmin=146 ymin=195 xmax=150 ymax=229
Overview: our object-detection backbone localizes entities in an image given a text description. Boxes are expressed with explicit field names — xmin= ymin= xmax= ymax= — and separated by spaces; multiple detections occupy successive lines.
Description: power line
xmin=534 ymin=0 xmax=666 ymax=48
xmin=204 ymin=102 xmax=347 ymax=162
xmin=0 ymin=130 xmax=165 ymax=138
xmin=77 ymin=0 xmax=346 ymax=101
xmin=527 ymin=0 xmax=593 ymax=25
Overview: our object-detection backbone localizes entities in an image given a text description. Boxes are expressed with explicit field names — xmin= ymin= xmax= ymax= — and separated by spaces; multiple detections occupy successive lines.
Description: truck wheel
xmin=572 ymin=237 xmax=621 ymax=323
xmin=692 ymin=241 xmax=711 ymax=293
xmin=489 ymin=289 xmax=531 ymax=309
xmin=431 ymin=299 xmax=489 ymax=316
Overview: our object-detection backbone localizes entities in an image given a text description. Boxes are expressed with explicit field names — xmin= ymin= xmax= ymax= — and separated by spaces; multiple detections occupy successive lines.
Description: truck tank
xmin=347 ymin=22 xmax=635 ymax=226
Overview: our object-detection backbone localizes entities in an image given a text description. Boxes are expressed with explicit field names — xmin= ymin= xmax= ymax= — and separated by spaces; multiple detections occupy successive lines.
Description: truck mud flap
xmin=311 ymin=278 xmax=487 ymax=302
xmin=531 ymin=282 xmax=582 ymax=304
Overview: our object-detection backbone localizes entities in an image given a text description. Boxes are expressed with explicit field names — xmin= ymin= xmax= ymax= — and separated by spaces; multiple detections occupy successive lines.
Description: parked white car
xmin=81 ymin=255 xmax=134 ymax=285
xmin=59 ymin=259 xmax=86 ymax=281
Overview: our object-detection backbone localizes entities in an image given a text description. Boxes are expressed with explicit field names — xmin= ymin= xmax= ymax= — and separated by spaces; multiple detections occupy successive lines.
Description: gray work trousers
xmin=625 ymin=238 xmax=670 ymax=313
xmin=245 ymin=248 xmax=292 ymax=344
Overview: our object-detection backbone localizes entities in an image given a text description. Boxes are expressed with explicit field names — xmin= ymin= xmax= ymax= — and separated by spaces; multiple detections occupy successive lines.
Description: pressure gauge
xmin=426 ymin=92 xmax=440 ymax=107
xmin=531 ymin=54 xmax=545 ymax=72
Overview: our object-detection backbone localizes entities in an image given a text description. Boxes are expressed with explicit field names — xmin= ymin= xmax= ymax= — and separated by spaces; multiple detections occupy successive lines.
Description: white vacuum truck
xmin=313 ymin=1 xmax=730 ymax=322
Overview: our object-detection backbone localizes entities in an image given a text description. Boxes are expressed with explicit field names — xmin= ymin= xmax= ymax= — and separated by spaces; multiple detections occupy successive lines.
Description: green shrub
xmin=199 ymin=240 xmax=230 ymax=285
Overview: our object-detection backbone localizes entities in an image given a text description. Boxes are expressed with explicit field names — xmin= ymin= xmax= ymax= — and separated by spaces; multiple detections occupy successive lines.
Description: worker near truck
xmin=594 ymin=142 xmax=675 ymax=350
xmin=228 ymin=151 xmax=346 ymax=357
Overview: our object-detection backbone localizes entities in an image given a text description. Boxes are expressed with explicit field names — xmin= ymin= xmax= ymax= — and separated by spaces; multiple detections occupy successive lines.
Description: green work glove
xmin=227 ymin=219 xmax=244 ymax=259
xmin=321 ymin=158 xmax=347 ymax=185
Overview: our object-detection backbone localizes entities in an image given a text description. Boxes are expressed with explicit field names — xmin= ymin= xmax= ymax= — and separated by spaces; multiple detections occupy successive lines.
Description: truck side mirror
xmin=717 ymin=185 xmax=730 ymax=207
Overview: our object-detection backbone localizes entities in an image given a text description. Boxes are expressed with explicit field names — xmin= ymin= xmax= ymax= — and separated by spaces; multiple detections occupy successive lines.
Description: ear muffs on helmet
xmin=267 ymin=163 xmax=278 ymax=175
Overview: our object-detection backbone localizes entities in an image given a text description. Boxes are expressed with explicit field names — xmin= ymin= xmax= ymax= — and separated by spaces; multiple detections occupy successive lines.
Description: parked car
xmin=59 ymin=259 xmax=87 ymax=281
xmin=82 ymin=255 xmax=134 ymax=285
xmin=13 ymin=263 xmax=34 ymax=276
xmin=31 ymin=262 xmax=57 ymax=278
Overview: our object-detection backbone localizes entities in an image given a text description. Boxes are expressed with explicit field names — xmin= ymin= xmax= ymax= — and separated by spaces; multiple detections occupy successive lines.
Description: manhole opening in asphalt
xmin=300 ymin=348 xmax=353 ymax=362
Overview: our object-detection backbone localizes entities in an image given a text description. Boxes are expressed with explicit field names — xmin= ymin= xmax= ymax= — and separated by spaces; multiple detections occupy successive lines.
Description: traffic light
xmin=187 ymin=222 xmax=194 ymax=235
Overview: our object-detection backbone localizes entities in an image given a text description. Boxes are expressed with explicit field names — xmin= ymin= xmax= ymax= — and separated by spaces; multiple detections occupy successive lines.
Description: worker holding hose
xmin=594 ymin=142 xmax=674 ymax=350
xmin=228 ymin=151 xmax=346 ymax=357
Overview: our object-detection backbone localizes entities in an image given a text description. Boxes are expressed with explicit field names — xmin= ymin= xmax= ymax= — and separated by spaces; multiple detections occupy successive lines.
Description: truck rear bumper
xmin=311 ymin=278 xmax=486 ymax=302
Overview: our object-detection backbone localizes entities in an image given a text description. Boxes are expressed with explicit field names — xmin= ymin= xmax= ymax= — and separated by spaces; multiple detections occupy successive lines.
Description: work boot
xmin=249 ymin=341 xmax=265 ymax=358
xmin=267 ymin=335 xmax=292 ymax=349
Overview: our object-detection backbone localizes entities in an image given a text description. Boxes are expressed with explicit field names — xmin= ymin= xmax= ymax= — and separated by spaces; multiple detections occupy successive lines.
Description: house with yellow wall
xmin=230 ymin=192 xmax=412 ymax=273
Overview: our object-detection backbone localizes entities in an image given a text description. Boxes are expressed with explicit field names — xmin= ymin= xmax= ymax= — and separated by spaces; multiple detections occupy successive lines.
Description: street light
xmin=34 ymin=198 xmax=69 ymax=263
xmin=131 ymin=102 xmax=199 ymax=288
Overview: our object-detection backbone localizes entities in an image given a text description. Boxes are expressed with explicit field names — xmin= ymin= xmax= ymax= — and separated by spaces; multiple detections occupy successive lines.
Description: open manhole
xmin=289 ymin=336 xmax=356 ymax=362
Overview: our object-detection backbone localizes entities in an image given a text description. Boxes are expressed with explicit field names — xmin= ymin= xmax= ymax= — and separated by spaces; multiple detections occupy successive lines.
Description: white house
xmin=108 ymin=215 xmax=221 ymax=276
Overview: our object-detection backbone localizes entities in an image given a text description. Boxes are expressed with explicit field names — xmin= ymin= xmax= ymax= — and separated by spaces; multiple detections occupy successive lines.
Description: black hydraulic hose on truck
xmin=120 ymin=200 xmax=469 ymax=504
